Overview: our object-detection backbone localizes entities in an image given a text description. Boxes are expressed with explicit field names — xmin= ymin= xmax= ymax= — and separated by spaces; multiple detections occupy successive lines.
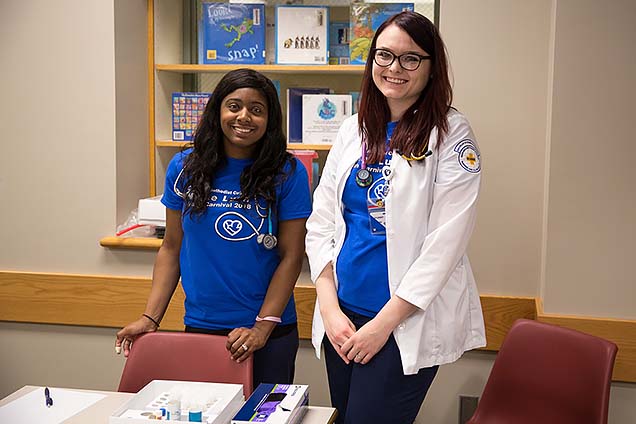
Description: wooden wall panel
xmin=479 ymin=295 xmax=536 ymax=350
xmin=1 ymin=271 xmax=634 ymax=382
xmin=539 ymin=314 xmax=636 ymax=383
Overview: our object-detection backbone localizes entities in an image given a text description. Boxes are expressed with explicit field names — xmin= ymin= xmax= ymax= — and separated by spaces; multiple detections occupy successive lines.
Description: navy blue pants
xmin=186 ymin=325 xmax=299 ymax=388
xmin=323 ymin=308 xmax=438 ymax=424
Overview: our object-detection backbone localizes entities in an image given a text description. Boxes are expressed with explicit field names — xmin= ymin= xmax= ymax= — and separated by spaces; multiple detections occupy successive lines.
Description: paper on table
xmin=0 ymin=387 xmax=106 ymax=424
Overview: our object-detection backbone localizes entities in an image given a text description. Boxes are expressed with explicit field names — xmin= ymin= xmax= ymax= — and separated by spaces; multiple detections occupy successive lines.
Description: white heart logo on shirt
xmin=373 ymin=183 xmax=387 ymax=200
xmin=223 ymin=220 xmax=243 ymax=236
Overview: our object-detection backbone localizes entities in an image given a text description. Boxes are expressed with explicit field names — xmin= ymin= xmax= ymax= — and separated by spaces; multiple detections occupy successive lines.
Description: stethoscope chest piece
xmin=258 ymin=233 xmax=278 ymax=250
xmin=355 ymin=168 xmax=373 ymax=188
xmin=257 ymin=207 xmax=278 ymax=250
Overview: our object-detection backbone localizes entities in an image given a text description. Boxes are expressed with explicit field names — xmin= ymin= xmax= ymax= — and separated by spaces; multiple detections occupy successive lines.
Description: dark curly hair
xmin=358 ymin=11 xmax=453 ymax=163
xmin=181 ymin=68 xmax=294 ymax=216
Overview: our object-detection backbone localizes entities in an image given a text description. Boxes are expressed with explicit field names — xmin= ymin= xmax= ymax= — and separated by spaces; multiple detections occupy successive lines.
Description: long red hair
xmin=358 ymin=11 xmax=453 ymax=163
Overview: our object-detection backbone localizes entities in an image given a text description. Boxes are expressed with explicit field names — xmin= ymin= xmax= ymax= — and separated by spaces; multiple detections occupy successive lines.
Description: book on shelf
xmin=172 ymin=92 xmax=211 ymax=142
xmin=265 ymin=7 xmax=276 ymax=64
xmin=286 ymin=87 xmax=330 ymax=144
xmin=350 ymin=3 xmax=414 ymax=65
xmin=275 ymin=5 xmax=329 ymax=65
xmin=350 ymin=91 xmax=360 ymax=114
xmin=328 ymin=21 xmax=350 ymax=65
xmin=198 ymin=2 xmax=266 ymax=65
xmin=302 ymin=94 xmax=353 ymax=145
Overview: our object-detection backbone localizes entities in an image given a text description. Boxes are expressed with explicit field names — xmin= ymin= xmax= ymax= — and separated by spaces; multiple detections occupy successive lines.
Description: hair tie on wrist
xmin=256 ymin=315 xmax=282 ymax=324
xmin=142 ymin=313 xmax=160 ymax=328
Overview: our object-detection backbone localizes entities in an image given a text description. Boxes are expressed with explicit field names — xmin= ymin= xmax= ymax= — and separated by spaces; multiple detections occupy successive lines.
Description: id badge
xmin=368 ymin=199 xmax=386 ymax=235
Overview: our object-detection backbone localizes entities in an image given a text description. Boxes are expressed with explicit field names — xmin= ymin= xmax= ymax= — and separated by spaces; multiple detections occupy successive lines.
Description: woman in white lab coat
xmin=306 ymin=11 xmax=486 ymax=423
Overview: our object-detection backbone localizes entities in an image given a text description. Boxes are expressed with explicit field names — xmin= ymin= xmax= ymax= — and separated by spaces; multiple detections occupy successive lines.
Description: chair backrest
xmin=117 ymin=331 xmax=253 ymax=397
xmin=468 ymin=319 xmax=617 ymax=424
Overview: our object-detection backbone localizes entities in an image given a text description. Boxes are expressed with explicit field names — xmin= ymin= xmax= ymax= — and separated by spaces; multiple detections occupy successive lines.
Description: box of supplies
xmin=231 ymin=384 xmax=309 ymax=424
xmin=137 ymin=195 xmax=166 ymax=227
xmin=109 ymin=380 xmax=244 ymax=423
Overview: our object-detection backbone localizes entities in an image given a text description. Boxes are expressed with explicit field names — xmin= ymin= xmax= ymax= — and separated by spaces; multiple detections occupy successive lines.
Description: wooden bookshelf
xmin=156 ymin=64 xmax=365 ymax=75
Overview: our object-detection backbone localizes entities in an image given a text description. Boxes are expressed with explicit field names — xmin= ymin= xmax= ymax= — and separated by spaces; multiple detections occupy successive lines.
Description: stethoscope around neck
xmin=256 ymin=207 xmax=277 ymax=250
xmin=355 ymin=139 xmax=433 ymax=188
xmin=254 ymin=201 xmax=277 ymax=250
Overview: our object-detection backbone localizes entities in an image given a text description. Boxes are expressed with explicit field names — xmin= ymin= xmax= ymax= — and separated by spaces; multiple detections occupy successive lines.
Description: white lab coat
xmin=306 ymin=109 xmax=486 ymax=374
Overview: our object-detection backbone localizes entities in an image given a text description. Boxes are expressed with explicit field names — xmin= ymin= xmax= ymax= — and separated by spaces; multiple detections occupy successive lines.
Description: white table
xmin=0 ymin=386 xmax=337 ymax=424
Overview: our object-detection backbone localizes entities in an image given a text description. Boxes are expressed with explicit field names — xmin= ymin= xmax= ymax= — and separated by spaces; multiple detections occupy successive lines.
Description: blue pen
xmin=44 ymin=387 xmax=53 ymax=408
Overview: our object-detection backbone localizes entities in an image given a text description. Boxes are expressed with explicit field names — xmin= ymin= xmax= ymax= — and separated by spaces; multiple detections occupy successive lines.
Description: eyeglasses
xmin=372 ymin=48 xmax=431 ymax=71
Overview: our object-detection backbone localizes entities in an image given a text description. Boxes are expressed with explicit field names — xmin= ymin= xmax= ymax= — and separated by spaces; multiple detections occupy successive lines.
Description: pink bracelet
xmin=256 ymin=315 xmax=282 ymax=323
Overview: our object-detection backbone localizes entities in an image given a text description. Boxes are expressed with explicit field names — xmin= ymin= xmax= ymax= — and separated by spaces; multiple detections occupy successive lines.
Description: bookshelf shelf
xmin=99 ymin=236 xmax=162 ymax=249
xmin=287 ymin=143 xmax=332 ymax=151
xmin=156 ymin=140 xmax=189 ymax=148
xmin=156 ymin=64 xmax=365 ymax=75
xmin=156 ymin=140 xmax=332 ymax=151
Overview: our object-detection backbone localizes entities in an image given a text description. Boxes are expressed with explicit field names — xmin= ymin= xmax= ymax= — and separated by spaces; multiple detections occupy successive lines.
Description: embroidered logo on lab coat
xmin=455 ymin=139 xmax=481 ymax=173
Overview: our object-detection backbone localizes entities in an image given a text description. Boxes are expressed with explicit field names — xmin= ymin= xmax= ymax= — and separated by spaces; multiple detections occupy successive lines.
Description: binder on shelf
xmin=350 ymin=3 xmax=414 ymax=65
xmin=302 ymin=94 xmax=352 ymax=145
xmin=290 ymin=150 xmax=319 ymax=191
xmin=199 ymin=2 xmax=266 ymax=65
xmin=286 ymin=87 xmax=330 ymax=144
xmin=172 ymin=92 xmax=211 ymax=142
xmin=275 ymin=5 xmax=329 ymax=65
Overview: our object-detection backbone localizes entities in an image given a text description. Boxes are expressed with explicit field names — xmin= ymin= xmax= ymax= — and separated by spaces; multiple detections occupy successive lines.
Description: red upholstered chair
xmin=118 ymin=331 xmax=253 ymax=397
xmin=468 ymin=319 xmax=617 ymax=424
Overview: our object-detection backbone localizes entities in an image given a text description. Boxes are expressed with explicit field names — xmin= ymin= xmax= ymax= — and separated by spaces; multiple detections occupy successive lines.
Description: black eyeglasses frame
xmin=372 ymin=48 xmax=432 ymax=71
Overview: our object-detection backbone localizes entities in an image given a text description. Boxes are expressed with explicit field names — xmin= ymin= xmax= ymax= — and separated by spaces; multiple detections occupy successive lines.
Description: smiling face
xmin=220 ymin=87 xmax=268 ymax=159
xmin=372 ymin=24 xmax=431 ymax=121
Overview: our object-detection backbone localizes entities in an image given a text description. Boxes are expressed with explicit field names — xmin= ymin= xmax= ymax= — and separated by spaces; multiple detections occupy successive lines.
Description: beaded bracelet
xmin=142 ymin=313 xmax=160 ymax=328
xmin=256 ymin=315 xmax=282 ymax=324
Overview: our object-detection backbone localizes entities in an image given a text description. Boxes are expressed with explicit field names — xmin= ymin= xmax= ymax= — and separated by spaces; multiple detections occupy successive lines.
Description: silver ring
xmin=241 ymin=343 xmax=248 ymax=352
xmin=355 ymin=353 xmax=361 ymax=360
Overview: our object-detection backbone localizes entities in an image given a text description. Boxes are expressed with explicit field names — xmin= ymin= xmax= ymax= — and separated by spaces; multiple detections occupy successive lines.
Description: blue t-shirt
xmin=336 ymin=122 xmax=397 ymax=317
xmin=161 ymin=149 xmax=312 ymax=330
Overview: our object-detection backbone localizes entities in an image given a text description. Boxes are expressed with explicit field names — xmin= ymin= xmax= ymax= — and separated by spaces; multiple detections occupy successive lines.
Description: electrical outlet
xmin=458 ymin=395 xmax=479 ymax=424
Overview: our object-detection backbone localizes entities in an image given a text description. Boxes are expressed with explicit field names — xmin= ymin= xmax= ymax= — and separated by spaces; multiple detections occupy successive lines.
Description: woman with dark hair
xmin=306 ymin=11 xmax=486 ymax=423
xmin=116 ymin=68 xmax=311 ymax=387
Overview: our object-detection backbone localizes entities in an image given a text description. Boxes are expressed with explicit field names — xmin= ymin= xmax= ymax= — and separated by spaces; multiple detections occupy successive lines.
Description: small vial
xmin=188 ymin=403 xmax=202 ymax=422
xmin=166 ymin=398 xmax=180 ymax=421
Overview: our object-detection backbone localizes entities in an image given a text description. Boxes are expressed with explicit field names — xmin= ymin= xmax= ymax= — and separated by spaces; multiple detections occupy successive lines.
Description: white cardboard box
xmin=231 ymin=384 xmax=308 ymax=424
xmin=138 ymin=195 xmax=166 ymax=226
xmin=110 ymin=380 xmax=243 ymax=424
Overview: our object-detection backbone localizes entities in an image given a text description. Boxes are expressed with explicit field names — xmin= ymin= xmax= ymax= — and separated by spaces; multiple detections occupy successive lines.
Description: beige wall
xmin=0 ymin=0 xmax=634 ymax=423
xmin=441 ymin=0 xmax=552 ymax=297
xmin=544 ymin=0 xmax=636 ymax=319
